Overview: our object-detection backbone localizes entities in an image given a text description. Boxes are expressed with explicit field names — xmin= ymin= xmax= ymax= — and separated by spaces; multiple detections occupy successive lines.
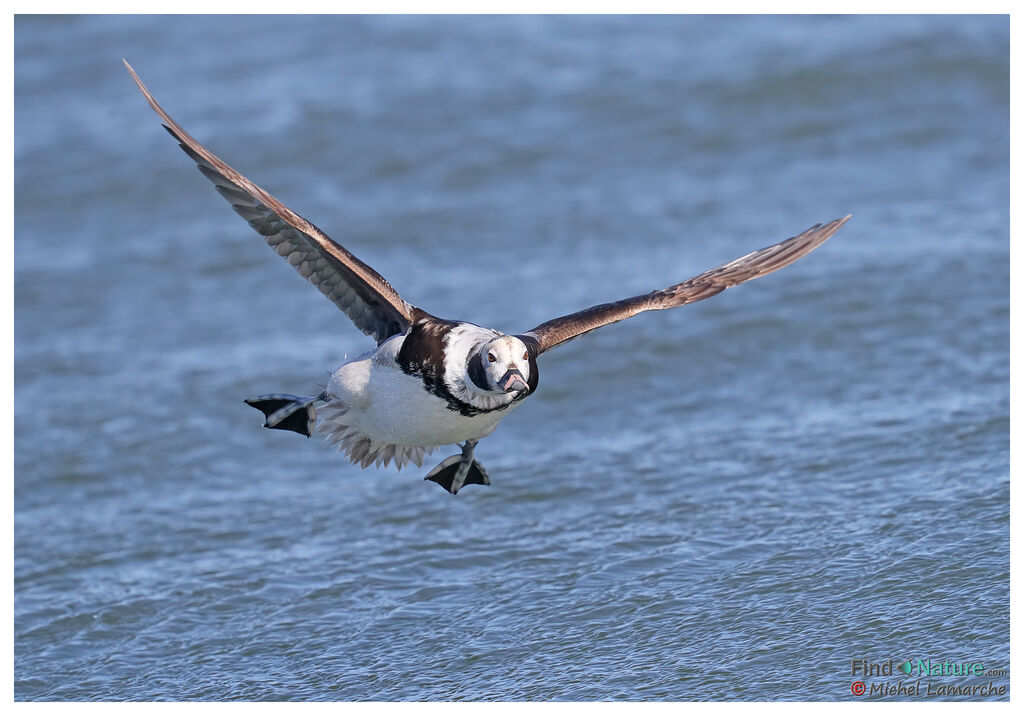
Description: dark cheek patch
xmin=468 ymin=351 xmax=492 ymax=391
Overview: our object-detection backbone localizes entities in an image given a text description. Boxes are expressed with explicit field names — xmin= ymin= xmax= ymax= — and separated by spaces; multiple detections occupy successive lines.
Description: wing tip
xmin=122 ymin=57 xmax=145 ymax=92
xmin=814 ymin=213 xmax=852 ymax=242
xmin=779 ymin=214 xmax=849 ymax=263
xmin=123 ymin=58 xmax=185 ymax=143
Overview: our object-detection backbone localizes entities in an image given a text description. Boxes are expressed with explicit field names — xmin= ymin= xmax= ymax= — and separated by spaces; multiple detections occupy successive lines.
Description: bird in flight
xmin=125 ymin=60 xmax=849 ymax=495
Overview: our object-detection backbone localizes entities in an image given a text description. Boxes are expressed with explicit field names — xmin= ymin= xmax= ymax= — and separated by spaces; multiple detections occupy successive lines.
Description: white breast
xmin=317 ymin=335 xmax=519 ymax=469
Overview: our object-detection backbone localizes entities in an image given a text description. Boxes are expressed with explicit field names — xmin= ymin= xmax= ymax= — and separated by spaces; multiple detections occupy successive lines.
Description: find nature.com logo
xmin=849 ymin=658 xmax=1007 ymax=698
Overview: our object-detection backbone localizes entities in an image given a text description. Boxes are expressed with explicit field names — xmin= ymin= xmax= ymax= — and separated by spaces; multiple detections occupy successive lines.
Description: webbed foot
xmin=423 ymin=440 xmax=490 ymax=494
xmin=245 ymin=391 xmax=327 ymax=438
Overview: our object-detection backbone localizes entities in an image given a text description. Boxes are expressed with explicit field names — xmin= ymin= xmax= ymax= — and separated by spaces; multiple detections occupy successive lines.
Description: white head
xmin=468 ymin=335 xmax=532 ymax=395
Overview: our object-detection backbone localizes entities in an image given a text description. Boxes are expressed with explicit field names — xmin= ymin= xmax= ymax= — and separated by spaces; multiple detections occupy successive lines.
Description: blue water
xmin=15 ymin=15 xmax=1008 ymax=700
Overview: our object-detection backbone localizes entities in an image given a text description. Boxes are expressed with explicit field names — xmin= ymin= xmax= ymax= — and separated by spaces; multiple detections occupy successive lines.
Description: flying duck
xmin=126 ymin=60 xmax=850 ymax=495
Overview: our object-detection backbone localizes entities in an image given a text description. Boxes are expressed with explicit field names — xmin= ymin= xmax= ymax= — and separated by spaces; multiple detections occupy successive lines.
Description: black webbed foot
xmin=424 ymin=456 xmax=491 ymax=495
xmin=245 ymin=393 xmax=322 ymax=437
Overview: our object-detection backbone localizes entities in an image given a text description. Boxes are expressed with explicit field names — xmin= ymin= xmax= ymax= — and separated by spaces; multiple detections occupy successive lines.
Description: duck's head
xmin=468 ymin=335 xmax=532 ymax=395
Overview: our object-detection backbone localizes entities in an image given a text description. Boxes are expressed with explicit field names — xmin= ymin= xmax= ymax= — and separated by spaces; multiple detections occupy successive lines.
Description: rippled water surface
xmin=15 ymin=15 xmax=1008 ymax=700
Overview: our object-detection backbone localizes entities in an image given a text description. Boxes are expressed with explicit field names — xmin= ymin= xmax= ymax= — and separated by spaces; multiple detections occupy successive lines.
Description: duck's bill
xmin=500 ymin=369 xmax=528 ymax=393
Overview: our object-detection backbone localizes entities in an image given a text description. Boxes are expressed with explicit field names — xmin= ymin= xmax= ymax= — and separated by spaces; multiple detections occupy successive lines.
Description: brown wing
xmin=124 ymin=60 xmax=416 ymax=345
xmin=518 ymin=216 xmax=850 ymax=355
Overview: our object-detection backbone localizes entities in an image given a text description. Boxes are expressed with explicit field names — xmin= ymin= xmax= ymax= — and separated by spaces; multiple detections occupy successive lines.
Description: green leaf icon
xmin=899 ymin=660 xmax=913 ymax=675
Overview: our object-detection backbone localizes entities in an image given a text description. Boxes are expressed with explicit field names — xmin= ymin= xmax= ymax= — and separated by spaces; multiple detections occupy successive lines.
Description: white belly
xmin=333 ymin=355 xmax=509 ymax=445
xmin=316 ymin=340 xmax=520 ymax=469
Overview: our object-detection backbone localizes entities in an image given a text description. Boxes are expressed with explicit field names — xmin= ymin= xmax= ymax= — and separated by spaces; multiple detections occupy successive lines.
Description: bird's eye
xmin=487 ymin=353 xmax=496 ymax=363
xmin=522 ymin=351 xmax=528 ymax=361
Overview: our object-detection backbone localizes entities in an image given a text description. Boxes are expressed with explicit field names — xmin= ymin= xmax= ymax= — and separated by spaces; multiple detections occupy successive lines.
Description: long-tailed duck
xmin=126 ymin=60 xmax=850 ymax=495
